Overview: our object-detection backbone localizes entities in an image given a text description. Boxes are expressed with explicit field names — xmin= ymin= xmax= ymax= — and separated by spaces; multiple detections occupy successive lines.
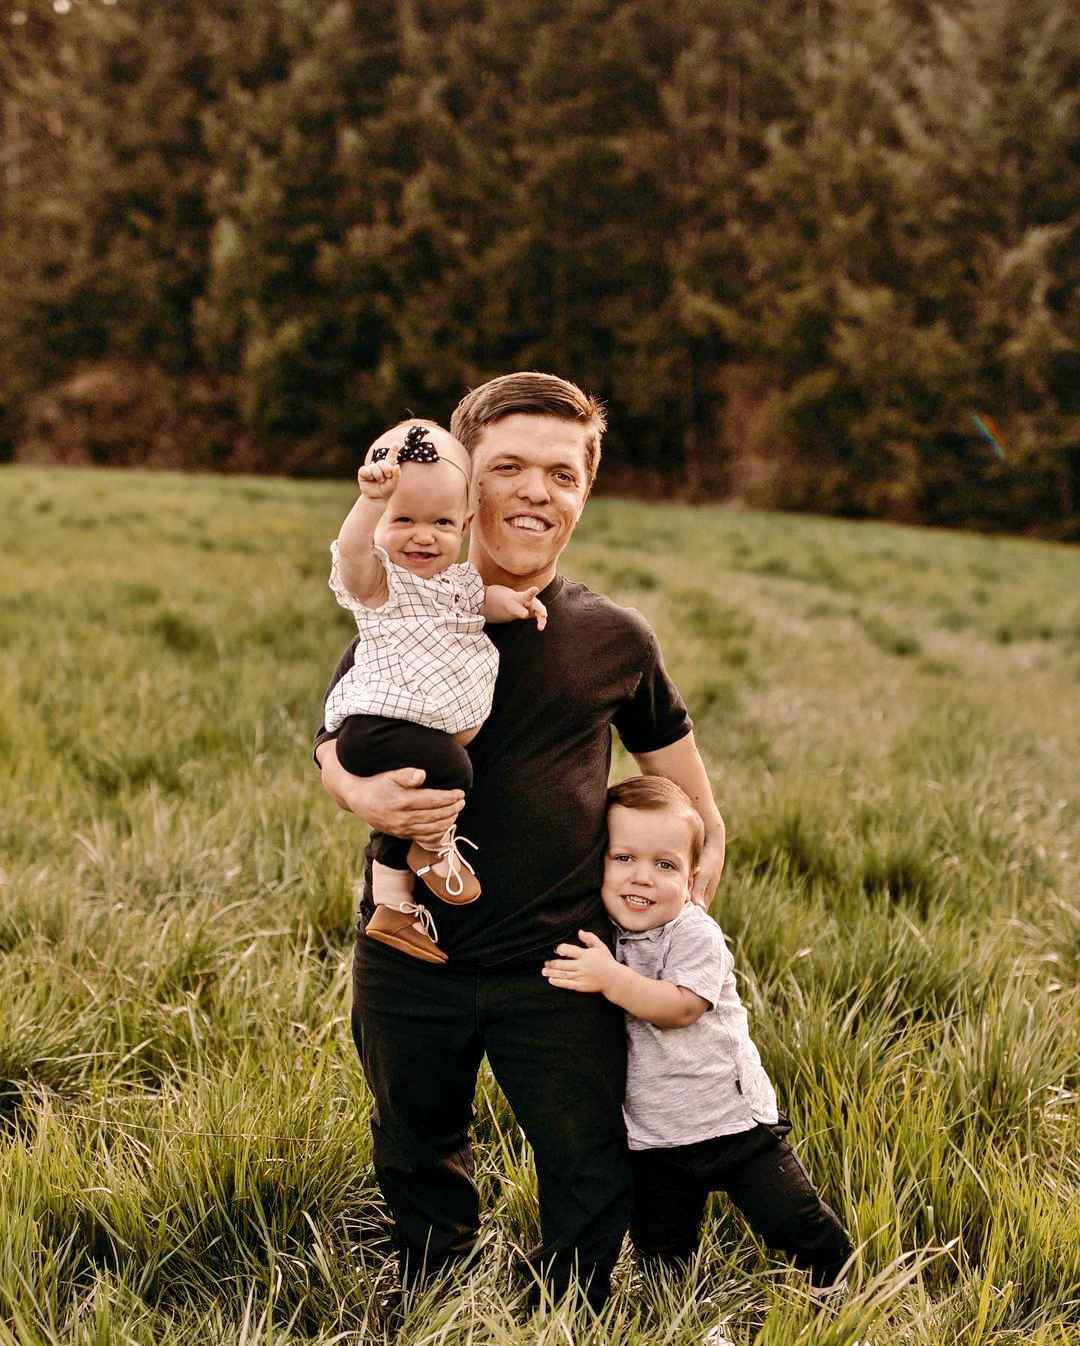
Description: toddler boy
xmin=542 ymin=775 xmax=852 ymax=1294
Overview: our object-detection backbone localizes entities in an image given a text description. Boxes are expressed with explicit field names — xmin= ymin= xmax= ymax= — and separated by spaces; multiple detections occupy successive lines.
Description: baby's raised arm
xmin=483 ymin=584 xmax=548 ymax=630
xmin=335 ymin=454 xmax=400 ymax=606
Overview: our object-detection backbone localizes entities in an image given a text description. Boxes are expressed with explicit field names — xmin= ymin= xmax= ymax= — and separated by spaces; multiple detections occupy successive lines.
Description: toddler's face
xmin=373 ymin=464 xmax=470 ymax=577
xmin=601 ymin=805 xmax=695 ymax=932
xmin=367 ymin=424 xmax=472 ymax=578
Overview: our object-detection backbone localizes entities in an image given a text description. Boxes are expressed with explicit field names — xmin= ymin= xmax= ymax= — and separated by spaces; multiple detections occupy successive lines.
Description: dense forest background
xmin=1 ymin=0 xmax=1077 ymax=534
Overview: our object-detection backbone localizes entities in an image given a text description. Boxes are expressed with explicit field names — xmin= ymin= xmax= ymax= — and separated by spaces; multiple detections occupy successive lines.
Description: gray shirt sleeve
xmin=658 ymin=913 xmax=733 ymax=1009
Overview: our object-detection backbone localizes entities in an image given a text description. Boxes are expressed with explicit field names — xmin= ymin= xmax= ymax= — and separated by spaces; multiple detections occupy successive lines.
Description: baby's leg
xmin=336 ymin=713 xmax=474 ymax=879
xmin=335 ymin=715 xmax=474 ymax=956
xmin=721 ymin=1134 xmax=852 ymax=1291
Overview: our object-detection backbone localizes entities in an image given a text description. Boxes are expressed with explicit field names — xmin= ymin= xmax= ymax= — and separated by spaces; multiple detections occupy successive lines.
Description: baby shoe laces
xmin=398 ymin=900 xmax=438 ymax=943
xmin=437 ymin=825 xmax=479 ymax=898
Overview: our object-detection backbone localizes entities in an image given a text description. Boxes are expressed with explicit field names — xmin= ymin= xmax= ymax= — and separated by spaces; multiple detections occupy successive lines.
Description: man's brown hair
xmin=607 ymin=775 xmax=705 ymax=871
xmin=449 ymin=371 xmax=606 ymax=487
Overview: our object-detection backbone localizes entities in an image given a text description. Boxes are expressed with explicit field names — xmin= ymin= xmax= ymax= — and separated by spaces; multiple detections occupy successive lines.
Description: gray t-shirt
xmin=616 ymin=903 xmax=779 ymax=1151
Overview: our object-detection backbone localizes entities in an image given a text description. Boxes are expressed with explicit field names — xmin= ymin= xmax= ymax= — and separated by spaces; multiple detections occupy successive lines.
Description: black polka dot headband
xmin=371 ymin=425 xmax=441 ymax=465
xmin=370 ymin=425 xmax=471 ymax=489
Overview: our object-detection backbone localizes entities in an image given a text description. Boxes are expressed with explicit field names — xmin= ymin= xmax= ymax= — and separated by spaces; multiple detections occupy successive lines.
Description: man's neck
xmin=469 ymin=544 xmax=557 ymax=592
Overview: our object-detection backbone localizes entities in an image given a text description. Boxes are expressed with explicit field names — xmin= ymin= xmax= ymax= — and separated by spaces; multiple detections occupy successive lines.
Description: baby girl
xmin=324 ymin=419 xmax=546 ymax=964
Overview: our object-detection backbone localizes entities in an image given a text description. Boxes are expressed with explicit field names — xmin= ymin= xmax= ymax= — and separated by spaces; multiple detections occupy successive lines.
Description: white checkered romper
xmin=323 ymin=542 xmax=499 ymax=737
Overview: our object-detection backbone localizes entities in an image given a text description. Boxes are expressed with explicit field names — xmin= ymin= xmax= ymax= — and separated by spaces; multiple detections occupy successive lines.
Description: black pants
xmin=351 ymin=934 xmax=632 ymax=1308
xmin=630 ymin=1122 xmax=851 ymax=1288
xmin=336 ymin=714 xmax=473 ymax=870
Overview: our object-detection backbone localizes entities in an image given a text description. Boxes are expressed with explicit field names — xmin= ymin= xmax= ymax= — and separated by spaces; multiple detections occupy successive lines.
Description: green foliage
xmin=1 ymin=466 xmax=1078 ymax=1341
xmin=0 ymin=0 xmax=1077 ymax=529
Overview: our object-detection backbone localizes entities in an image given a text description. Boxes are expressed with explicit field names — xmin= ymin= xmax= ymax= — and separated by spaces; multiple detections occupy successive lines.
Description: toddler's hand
xmin=357 ymin=449 xmax=400 ymax=502
xmin=542 ymin=931 xmax=616 ymax=994
xmin=483 ymin=584 xmax=548 ymax=628
xmin=513 ymin=586 xmax=547 ymax=630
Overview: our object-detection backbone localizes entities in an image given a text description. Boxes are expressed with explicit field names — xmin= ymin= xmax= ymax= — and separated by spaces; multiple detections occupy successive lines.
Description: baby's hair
xmin=607 ymin=775 xmax=705 ymax=870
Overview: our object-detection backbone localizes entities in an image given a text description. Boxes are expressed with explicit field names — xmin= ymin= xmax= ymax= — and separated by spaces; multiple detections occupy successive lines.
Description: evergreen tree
xmin=197 ymin=0 xmax=408 ymax=470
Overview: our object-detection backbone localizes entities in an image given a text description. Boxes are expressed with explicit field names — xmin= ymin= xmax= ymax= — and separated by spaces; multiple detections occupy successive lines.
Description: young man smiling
xmin=315 ymin=371 xmax=725 ymax=1309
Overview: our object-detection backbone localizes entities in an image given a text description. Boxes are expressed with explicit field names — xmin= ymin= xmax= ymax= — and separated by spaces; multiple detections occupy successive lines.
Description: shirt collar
xmin=612 ymin=903 xmax=693 ymax=943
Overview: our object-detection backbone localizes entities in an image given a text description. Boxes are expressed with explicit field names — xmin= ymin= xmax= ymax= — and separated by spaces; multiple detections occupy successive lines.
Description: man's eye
xmin=494 ymin=463 xmax=517 ymax=473
xmin=554 ymin=472 xmax=576 ymax=485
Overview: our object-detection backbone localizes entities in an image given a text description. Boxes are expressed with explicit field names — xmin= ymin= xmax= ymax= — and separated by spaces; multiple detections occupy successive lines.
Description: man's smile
xmin=505 ymin=513 xmax=553 ymax=532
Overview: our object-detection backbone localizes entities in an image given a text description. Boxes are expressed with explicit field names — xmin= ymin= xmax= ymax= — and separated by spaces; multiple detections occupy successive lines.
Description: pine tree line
xmin=2 ymin=0 xmax=1077 ymax=533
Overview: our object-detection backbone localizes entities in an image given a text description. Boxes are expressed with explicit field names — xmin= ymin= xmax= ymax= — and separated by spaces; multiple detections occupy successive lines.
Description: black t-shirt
xmin=315 ymin=573 xmax=691 ymax=967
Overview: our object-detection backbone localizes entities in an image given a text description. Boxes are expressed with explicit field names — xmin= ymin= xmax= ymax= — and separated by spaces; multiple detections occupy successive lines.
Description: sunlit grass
xmin=1 ymin=465 xmax=1078 ymax=1343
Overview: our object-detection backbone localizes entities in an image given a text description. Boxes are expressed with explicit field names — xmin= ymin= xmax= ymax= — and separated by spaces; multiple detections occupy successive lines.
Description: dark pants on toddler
xmin=629 ymin=1120 xmax=852 ymax=1288
xmin=336 ymin=713 xmax=473 ymax=869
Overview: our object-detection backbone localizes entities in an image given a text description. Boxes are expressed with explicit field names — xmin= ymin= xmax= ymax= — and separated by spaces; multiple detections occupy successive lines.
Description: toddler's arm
xmin=542 ymin=931 xmax=709 ymax=1029
xmin=483 ymin=584 xmax=548 ymax=630
xmin=335 ymin=455 xmax=401 ymax=606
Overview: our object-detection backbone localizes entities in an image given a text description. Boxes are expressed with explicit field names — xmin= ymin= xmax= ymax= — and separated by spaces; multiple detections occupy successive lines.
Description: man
xmin=315 ymin=371 xmax=725 ymax=1308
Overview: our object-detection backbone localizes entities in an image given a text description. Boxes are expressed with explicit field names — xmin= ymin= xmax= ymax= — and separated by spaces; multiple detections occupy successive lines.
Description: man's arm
xmin=633 ymin=731 xmax=726 ymax=908
xmin=314 ymin=639 xmax=463 ymax=850
xmin=315 ymin=739 xmax=464 ymax=850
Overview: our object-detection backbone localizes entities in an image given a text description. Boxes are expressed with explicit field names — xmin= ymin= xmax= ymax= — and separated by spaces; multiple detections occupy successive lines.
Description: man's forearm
xmin=633 ymin=731 xmax=723 ymax=831
xmin=315 ymin=736 xmax=465 ymax=846
xmin=315 ymin=737 xmax=359 ymax=811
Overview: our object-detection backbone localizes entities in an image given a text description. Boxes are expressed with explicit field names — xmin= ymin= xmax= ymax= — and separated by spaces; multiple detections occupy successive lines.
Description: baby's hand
xmin=483 ymin=584 xmax=548 ymax=629
xmin=357 ymin=449 xmax=400 ymax=502
xmin=542 ymin=931 xmax=616 ymax=994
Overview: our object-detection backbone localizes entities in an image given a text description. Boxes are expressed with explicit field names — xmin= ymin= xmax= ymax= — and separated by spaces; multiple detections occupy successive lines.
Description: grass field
xmin=1 ymin=464 xmax=1078 ymax=1346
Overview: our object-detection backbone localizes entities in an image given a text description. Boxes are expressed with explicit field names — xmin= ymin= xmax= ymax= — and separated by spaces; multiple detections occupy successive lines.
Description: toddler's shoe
xmin=365 ymin=902 xmax=448 ymax=964
xmin=408 ymin=825 xmax=481 ymax=905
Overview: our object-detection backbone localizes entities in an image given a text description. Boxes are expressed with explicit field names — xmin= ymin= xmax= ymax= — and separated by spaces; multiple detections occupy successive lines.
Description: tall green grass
xmin=2 ymin=466 xmax=1078 ymax=1343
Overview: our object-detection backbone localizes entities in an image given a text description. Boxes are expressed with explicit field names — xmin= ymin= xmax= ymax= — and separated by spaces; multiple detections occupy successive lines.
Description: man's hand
xmin=483 ymin=584 xmax=548 ymax=630
xmin=541 ymin=931 xmax=617 ymax=994
xmin=357 ymin=449 xmax=401 ymax=502
xmin=316 ymin=739 xmax=464 ymax=849
xmin=691 ymin=830 xmax=725 ymax=909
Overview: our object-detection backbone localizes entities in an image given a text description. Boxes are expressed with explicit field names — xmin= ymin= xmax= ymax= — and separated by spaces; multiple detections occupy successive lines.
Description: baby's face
xmin=373 ymin=463 xmax=470 ymax=577
xmin=368 ymin=425 xmax=472 ymax=578
xmin=601 ymin=805 xmax=695 ymax=932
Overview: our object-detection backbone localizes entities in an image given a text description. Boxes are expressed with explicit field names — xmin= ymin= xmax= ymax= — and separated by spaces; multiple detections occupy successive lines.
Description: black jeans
xmin=336 ymin=714 xmax=473 ymax=870
xmin=351 ymin=934 xmax=632 ymax=1308
xmin=629 ymin=1121 xmax=852 ymax=1288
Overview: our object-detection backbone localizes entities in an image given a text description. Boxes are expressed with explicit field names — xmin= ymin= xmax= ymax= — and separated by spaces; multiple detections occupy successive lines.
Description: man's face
xmin=468 ymin=414 xmax=591 ymax=587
